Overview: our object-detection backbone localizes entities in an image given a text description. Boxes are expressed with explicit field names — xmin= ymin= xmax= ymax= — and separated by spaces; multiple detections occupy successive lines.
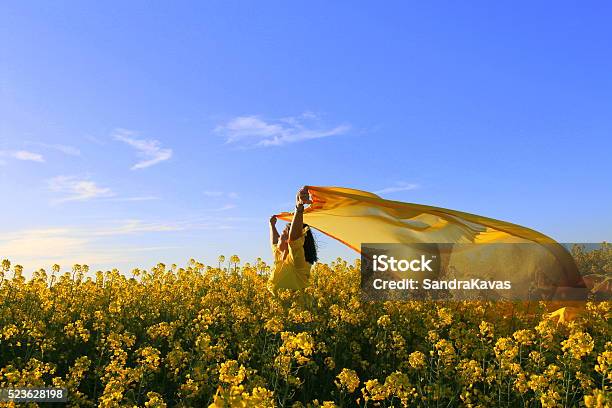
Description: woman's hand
xmin=296 ymin=186 xmax=312 ymax=206
xmin=269 ymin=215 xmax=277 ymax=226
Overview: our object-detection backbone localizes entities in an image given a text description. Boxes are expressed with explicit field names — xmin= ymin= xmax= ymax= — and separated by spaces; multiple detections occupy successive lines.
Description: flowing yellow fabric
xmin=275 ymin=186 xmax=586 ymax=299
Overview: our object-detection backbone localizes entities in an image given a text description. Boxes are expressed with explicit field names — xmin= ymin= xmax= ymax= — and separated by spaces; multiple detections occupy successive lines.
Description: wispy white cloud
xmin=47 ymin=175 xmax=158 ymax=204
xmin=203 ymin=191 xmax=239 ymax=199
xmin=91 ymin=220 xmax=185 ymax=236
xmin=120 ymin=245 xmax=182 ymax=252
xmin=0 ymin=225 xmax=177 ymax=273
xmin=203 ymin=191 xmax=223 ymax=197
xmin=26 ymin=142 xmax=81 ymax=156
xmin=0 ymin=228 xmax=94 ymax=267
xmin=374 ymin=182 xmax=420 ymax=195
xmin=208 ymin=204 xmax=237 ymax=212
xmin=105 ymin=196 xmax=159 ymax=202
xmin=113 ymin=128 xmax=173 ymax=169
xmin=86 ymin=135 xmax=106 ymax=145
xmin=0 ymin=217 xmax=236 ymax=273
xmin=215 ymin=113 xmax=350 ymax=147
xmin=14 ymin=150 xmax=45 ymax=162
xmin=47 ymin=176 xmax=114 ymax=203
xmin=0 ymin=150 xmax=45 ymax=163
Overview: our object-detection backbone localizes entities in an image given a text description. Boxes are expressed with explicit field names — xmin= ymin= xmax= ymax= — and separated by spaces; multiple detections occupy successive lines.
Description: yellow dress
xmin=269 ymin=229 xmax=312 ymax=290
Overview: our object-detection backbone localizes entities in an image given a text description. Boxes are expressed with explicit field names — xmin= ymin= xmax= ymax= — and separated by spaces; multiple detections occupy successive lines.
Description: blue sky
xmin=1 ymin=1 xmax=610 ymax=273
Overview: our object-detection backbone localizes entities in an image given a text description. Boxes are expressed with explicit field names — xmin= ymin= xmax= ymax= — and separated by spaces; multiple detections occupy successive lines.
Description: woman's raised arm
xmin=269 ymin=216 xmax=279 ymax=246
xmin=289 ymin=186 xmax=311 ymax=241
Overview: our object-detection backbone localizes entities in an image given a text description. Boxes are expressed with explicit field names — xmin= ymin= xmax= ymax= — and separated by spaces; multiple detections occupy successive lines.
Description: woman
xmin=268 ymin=187 xmax=318 ymax=291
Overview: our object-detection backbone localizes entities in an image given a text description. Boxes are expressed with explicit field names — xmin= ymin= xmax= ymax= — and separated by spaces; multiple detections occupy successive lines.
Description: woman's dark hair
xmin=303 ymin=224 xmax=318 ymax=264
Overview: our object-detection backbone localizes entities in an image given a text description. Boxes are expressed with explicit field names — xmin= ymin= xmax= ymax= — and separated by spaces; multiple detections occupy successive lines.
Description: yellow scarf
xmin=276 ymin=186 xmax=586 ymax=299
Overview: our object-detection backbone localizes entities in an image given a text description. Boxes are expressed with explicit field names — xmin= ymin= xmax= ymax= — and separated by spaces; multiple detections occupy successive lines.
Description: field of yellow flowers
xmin=0 ymin=254 xmax=610 ymax=407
